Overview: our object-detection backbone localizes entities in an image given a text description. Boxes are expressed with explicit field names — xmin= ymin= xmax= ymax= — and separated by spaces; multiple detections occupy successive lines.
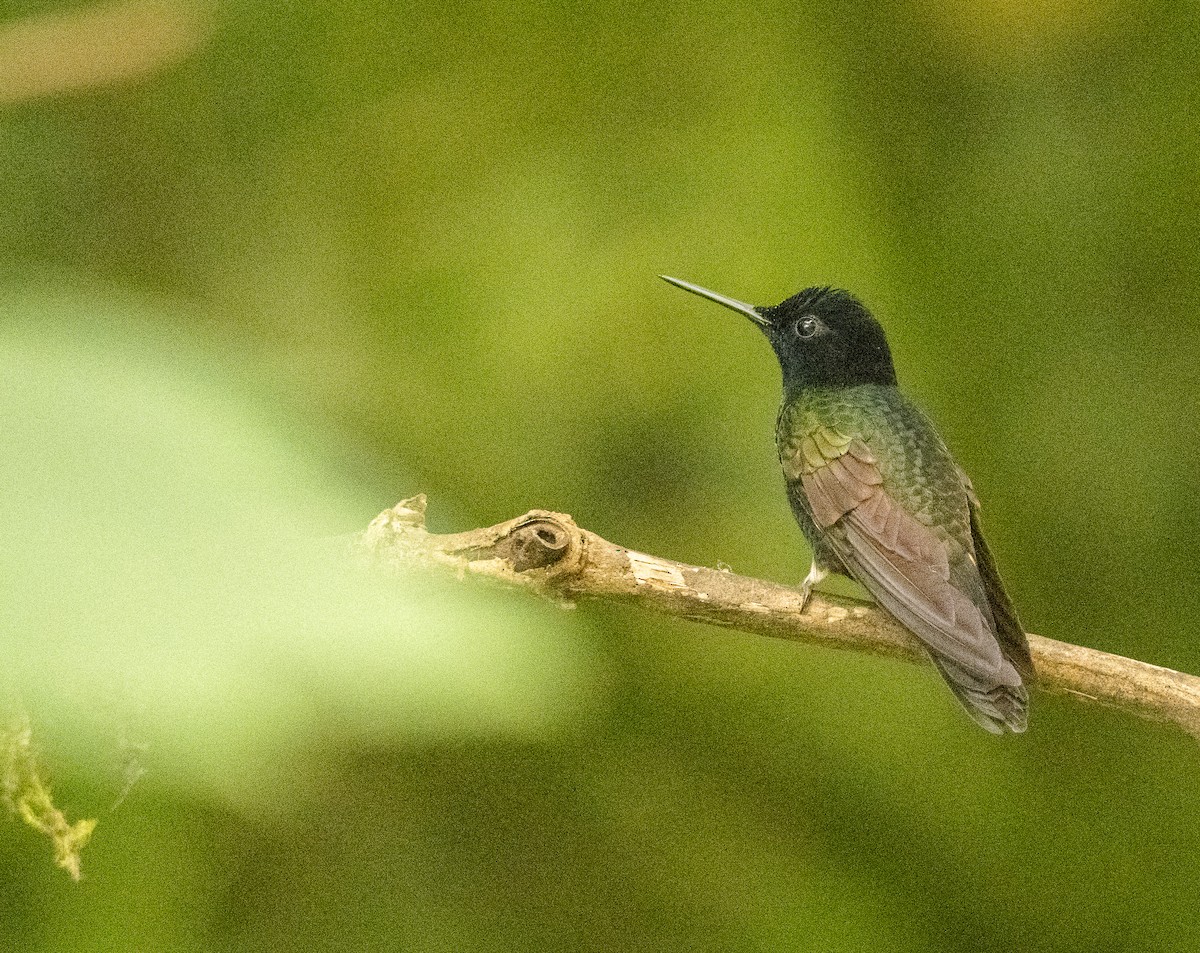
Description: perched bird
xmin=661 ymin=275 xmax=1034 ymax=733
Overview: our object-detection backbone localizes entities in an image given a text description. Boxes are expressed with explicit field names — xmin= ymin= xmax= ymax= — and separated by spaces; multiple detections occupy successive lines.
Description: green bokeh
xmin=2 ymin=0 xmax=1198 ymax=950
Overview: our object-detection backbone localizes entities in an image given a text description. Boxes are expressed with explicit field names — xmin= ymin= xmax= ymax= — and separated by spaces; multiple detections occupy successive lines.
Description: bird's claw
xmin=797 ymin=563 xmax=826 ymax=614
xmin=797 ymin=580 xmax=813 ymax=614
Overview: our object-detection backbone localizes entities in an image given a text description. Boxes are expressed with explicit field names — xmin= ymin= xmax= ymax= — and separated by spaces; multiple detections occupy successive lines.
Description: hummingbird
xmin=660 ymin=275 xmax=1034 ymax=733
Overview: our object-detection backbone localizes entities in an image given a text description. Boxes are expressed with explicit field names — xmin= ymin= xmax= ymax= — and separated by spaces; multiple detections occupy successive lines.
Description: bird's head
xmin=661 ymin=276 xmax=898 ymax=392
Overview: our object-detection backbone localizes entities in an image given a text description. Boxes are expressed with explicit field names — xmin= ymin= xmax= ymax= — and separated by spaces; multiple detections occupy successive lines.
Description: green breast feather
xmin=777 ymin=385 xmax=973 ymax=555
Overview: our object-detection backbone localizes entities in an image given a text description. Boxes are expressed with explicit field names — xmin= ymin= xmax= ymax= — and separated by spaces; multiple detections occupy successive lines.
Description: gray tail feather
xmin=931 ymin=657 xmax=1028 ymax=734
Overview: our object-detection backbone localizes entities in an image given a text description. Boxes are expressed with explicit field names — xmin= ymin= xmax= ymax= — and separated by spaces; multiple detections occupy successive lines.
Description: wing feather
xmin=967 ymin=496 xmax=1035 ymax=681
xmin=802 ymin=467 xmax=844 ymax=527
xmin=838 ymin=450 xmax=882 ymax=486
xmin=791 ymin=425 xmax=1027 ymax=732
xmin=958 ymin=466 xmax=1035 ymax=682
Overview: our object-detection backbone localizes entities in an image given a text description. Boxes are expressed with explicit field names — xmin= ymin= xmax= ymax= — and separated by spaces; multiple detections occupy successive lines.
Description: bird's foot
xmin=798 ymin=581 xmax=814 ymax=614
xmin=797 ymin=563 xmax=828 ymax=614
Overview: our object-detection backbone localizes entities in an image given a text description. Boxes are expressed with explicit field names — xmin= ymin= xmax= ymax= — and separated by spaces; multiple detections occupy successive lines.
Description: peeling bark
xmin=359 ymin=496 xmax=1200 ymax=739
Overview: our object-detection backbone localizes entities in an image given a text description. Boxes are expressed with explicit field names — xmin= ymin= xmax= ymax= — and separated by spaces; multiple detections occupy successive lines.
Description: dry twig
xmin=360 ymin=495 xmax=1200 ymax=738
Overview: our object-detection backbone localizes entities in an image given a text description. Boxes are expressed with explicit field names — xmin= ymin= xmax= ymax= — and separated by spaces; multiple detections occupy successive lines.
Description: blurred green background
xmin=2 ymin=0 xmax=1200 ymax=949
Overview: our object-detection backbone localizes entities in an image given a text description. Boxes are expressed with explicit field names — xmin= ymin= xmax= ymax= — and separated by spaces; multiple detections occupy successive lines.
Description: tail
xmin=932 ymin=656 xmax=1028 ymax=734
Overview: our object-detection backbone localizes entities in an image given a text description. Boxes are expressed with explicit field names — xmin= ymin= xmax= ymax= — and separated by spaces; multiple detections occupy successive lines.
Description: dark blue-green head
xmin=660 ymin=276 xmax=897 ymax=392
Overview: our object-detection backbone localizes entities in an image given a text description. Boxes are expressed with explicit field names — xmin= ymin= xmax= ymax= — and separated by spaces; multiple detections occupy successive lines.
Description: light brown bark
xmin=359 ymin=495 xmax=1200 ymax=739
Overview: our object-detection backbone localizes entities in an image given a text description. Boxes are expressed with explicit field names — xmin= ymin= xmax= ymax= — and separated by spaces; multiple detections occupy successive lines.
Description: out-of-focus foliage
xmin=1 ymin=0 xmax=1198 ymax=950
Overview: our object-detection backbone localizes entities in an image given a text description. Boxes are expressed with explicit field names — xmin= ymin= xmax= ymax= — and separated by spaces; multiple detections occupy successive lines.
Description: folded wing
xmin=785 ymin=428 xmax=1027 ymax=733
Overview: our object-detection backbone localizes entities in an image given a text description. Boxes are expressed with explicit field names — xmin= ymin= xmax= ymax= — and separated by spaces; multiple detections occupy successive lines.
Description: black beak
xmin=659 ymin=275 xmax=769 ymax=327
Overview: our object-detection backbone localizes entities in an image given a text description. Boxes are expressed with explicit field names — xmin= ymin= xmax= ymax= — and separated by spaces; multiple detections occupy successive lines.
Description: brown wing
xmin=785 ymin=427 xmax=1027 ymax=733
xmin=958 ymin=468 xmax=1035 ymax=682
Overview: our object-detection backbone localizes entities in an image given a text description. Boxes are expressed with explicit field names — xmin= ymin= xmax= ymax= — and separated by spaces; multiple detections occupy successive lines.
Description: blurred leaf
xmin=0 ymin=283 xmax=601 ymax=812
xmin=0 ymin=1 xmax=216 ymax=104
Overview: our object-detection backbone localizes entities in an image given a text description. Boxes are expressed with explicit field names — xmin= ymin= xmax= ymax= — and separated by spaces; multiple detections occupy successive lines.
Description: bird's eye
xmin=794 ymin=316 xmax=819 ymax=338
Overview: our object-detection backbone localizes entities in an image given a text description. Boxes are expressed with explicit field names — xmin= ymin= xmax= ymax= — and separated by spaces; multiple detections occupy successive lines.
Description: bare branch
xmin=360 ymin=496 xmax=1200 ymax=739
